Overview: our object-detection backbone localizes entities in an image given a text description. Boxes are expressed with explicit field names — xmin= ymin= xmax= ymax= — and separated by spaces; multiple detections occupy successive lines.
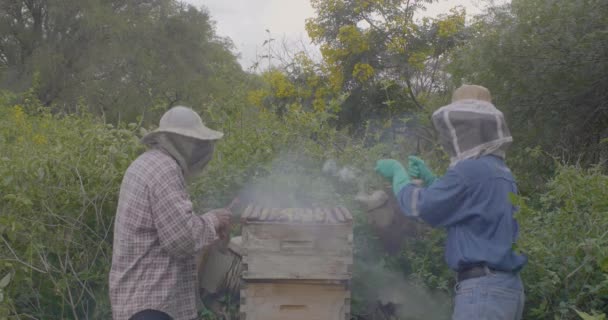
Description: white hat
xmin=143 ymin=106 xmax=224 ymax=142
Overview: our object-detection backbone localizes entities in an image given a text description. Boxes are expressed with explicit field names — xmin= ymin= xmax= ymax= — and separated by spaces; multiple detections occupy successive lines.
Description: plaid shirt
xmin=110 ymin=149 xmax=218 ymax=320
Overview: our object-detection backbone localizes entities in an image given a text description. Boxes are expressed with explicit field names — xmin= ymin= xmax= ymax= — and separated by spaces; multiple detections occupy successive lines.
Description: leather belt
xmin=457 ymin=266 xmax=494 ymax=282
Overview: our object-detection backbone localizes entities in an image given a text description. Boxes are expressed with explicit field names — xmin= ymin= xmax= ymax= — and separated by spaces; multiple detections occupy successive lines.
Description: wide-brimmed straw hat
xmin=142 ymin=105 xmax=224 ymax=142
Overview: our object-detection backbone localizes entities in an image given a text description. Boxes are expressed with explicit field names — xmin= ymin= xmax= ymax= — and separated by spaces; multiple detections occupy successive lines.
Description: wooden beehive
xmin=239 ymin=206 xmax=353 ymax=320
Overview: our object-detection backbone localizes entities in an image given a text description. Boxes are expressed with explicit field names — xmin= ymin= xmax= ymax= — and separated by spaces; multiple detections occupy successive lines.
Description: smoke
xmin=322 ymin=158 xmax=370 ymax=195
xmin=322 ymin=159 xmax=339 ymax=176
xmin=322 ymin=159 xmax=359 ymax=183
xmin=228 ymin=151 xmax=452 ymax=319
xmin=321 ymin=158 xmax=451 ymax=319
xmin=338 ymin=166 xmax=358 ymax=183
xmin=233 ymin=153 xmax=344 ymax=209
xmin=235 ymin=156 xmax=371 ymax=209
xmin=322 ymin=156 xmax=453 ymax=319
xmin=354 ymin=261 xmax=452 ymax=320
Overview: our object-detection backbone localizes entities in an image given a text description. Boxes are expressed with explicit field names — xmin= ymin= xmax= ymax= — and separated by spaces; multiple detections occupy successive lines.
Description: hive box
xmin=239 ymin=206 xmax=353 ymax=320
xmin=240 ymin=280 xmax=350 ymax=320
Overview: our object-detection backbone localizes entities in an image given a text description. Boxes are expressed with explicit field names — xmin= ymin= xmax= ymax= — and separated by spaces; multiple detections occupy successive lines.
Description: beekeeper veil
xmin=432 ymin=85 xmax=513 ymax=167
xmin=142 ymin=106 xmax=224 ymax=180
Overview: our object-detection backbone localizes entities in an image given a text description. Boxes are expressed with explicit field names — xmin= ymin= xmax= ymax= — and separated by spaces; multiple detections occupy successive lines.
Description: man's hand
xmin=204 ymin=208 xmax=232 ymax=253
xmin=375 ymin=159 xmax=411 ymax=195
xmin=206 ymin=208 xmax=232 ymax=235
xmin=407 ymin=156 xmax=436 ymax=186
xmin=375 ymin=159 xmax=405 ymax=178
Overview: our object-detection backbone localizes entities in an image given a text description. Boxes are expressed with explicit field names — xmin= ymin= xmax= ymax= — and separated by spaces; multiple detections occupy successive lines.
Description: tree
xmin=449 ymin=0 xmax=608 ymax=172
xmin=305 ymin=0 xmax=467 ymax=129
xmin=0 ymin=0 xmax=246 ymax=124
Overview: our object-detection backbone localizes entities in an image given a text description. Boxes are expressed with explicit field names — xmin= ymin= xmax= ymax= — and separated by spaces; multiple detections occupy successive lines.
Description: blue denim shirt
xmin=397 ymin=155 xmax=527 ymax=272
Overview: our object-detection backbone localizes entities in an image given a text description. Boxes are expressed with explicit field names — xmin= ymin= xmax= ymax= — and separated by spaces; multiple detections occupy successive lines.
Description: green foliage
xmin=304 ymin=0 xmax=466 ymax=128
xmin=0 ymin=0 xmax=246 ymax=124
xmin=449 ymin=0 xmax=608 ymax=172
xmin=191 ymin=102 xmax=343 ymax=208
xmin=248 ymin=0 xmax=468 ymax=140
xmin=576 ymin=310 xmax=607 ymax=320
xmin=0 ymin=89 xmax=393 ymax=319
xmin=1 ymin=0 xmax=608 ymax=319
xmin=515 ymin=165 xmax=608 ymax=319
xmin=0 ymin=98 xmax=142 ymax=318
xmin=5 ymin=89 xmax=607 ymax=319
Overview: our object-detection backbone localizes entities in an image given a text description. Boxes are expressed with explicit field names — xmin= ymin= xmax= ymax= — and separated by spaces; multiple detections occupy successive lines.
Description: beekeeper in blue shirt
xmin=376 ymin=84 xmax=526 ymax=320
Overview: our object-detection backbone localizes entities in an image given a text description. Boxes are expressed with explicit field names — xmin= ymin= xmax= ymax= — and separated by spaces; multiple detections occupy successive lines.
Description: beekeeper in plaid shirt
xmin=110 ymin=106 xmax=232 ymax=320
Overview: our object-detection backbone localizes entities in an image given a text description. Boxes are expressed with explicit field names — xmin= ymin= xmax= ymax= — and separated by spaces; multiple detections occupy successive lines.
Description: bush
xmin=2 ymin=91 xmax=606 ymax=320
xmin=0 ymin=92 xmax=392 ymax=319
xmin=0 ymin=101 xmax=141 ymax=318
xmin=516 ymin=166 xmax=608 ymax=319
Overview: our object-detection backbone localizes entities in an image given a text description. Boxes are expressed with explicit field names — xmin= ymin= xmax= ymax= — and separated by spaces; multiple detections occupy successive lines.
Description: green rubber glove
xmin=375 ymin=159 xmax=411 ymax=195
xmin=408 ymin=156 xmax=436 ymax=186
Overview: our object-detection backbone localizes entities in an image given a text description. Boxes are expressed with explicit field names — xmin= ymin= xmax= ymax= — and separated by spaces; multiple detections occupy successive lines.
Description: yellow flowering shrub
xmin=264 ymin=70 xmax=296 ymax=98
xmin=247 ymin=89 xmax=267 ymax=108
xmin=352 ymin=63 xmax=375 ymax=82
xmin=437 ymin=7 xmax=465 ymax=39
xmin=337 ymin=25 xmax=369 ymax=54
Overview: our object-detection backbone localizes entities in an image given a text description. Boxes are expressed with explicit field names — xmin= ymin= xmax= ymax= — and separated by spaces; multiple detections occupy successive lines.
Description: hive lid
xmin=240 ymin=205 xmax=353 ymax=224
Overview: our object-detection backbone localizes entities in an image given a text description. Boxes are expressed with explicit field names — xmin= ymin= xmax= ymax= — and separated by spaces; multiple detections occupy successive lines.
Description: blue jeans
xmin=452 ymin=271 xmax=525 ymax=320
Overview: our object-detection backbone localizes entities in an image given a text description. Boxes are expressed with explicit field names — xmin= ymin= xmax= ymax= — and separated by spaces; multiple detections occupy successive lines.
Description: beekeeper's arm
xmin=376 ymin=159 xmax=468 ymax=228
xmin=396 ymin=168 xmax=469 ymax=228
xmin=150 ymin=163 xmax=220 ymax=257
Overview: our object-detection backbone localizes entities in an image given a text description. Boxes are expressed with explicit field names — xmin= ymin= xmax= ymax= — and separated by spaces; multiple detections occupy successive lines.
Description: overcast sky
xmin=183 ymin=0 xmax=499 ymax=69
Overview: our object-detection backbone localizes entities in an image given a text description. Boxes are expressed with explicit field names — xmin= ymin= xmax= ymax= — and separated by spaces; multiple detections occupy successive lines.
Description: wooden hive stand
xmin=239 ymin=205 xmax=353 ymax=320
